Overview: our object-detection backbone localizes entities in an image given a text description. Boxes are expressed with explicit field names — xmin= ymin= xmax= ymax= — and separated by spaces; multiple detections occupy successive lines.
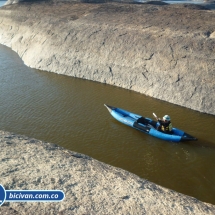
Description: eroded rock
xmin=0 ymin=1 xmax=214 ymax=115
xmin=0 ymin=130 xmax=215 ymax=214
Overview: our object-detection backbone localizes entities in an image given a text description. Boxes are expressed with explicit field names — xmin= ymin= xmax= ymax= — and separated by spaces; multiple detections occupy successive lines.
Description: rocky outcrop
xmin=0 ymin=130 xmax=215 ymax=214
xmin=0 ymin=1 xmax=214 ymax=115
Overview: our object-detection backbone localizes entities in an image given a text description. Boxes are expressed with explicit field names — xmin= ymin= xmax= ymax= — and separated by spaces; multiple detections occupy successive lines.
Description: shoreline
xmin=0 ymin=1 xmax=215 ymax=115
xmin=0 ymin=1 xmax=215 ymax=213
xmin=1 ymin=130 xmax=215 ymax=214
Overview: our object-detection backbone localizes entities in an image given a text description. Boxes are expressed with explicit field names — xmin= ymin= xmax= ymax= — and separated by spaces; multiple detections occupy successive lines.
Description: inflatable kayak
xmin=104 ymin=104 xmax=197 ymax=142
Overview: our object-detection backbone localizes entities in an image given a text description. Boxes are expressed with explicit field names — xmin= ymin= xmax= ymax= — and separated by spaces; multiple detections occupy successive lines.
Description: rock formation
xmin=1 ymin=2 xmax=215 ymax=213
xmin=1 ymin=130 xmax=215 ymax=214
xmin=0 ymin=1 xmax=214 ymax=115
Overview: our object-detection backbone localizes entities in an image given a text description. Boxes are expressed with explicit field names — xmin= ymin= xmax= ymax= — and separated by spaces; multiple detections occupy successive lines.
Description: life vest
xmin=161 ymin=121 xmax=172 ymax=132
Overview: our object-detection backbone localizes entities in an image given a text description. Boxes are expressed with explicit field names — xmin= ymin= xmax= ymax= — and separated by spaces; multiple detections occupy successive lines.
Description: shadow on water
xmin=179 ymin=139 xmax=215 ymax=150
xmin=189 ymin=139 xmax=215 ymax=149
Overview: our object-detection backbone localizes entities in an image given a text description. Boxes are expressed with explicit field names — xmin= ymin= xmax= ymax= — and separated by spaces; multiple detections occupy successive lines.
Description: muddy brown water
xmin=0 ymin=44 xmax=215 ymax=205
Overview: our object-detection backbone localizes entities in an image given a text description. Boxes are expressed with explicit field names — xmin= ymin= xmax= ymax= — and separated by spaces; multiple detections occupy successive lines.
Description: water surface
xmin=0 ymin=43 xmax=215 ymax=205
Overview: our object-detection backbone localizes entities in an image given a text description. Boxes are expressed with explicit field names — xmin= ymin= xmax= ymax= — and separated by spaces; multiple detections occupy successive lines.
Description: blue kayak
xmin=104 ymin=104 xmax=197 ymax=142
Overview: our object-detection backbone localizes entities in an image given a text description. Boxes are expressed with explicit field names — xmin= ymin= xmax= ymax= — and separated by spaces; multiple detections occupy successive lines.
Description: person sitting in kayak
xmin=157 ymin=115 xmax=172 ymax=133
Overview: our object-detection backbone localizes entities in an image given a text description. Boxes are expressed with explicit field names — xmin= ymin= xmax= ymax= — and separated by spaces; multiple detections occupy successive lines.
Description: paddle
xmin=153 ymin=113 xmax=158 ymax=120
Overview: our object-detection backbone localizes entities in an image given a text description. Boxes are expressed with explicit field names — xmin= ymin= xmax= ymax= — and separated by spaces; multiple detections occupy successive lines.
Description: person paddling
xmin=154 ymin=114 xmax=172 ymax=133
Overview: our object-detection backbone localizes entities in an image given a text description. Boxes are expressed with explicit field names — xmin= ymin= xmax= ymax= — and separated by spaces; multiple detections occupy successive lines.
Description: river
xmin=0 ymin=43 xmax=215 ymax=205
xmin=1 ymin=0 xmax=215 ymax=206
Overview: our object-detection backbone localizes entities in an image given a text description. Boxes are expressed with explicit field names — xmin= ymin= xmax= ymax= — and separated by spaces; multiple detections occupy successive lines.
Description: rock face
xmin=0 ymin=1 xmax=215 ymax=115
xmin=0 ymin=130 xmax=215 ymax=214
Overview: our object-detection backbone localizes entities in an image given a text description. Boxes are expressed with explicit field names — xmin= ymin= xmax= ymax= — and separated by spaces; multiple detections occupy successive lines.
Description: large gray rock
xmin=0 ymin=130 xmax=215 ymax=214
xmin=0 ymin=1 xmax=215 ymax=115
xmin=4 ymin=0 xmax=134 ymax=5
